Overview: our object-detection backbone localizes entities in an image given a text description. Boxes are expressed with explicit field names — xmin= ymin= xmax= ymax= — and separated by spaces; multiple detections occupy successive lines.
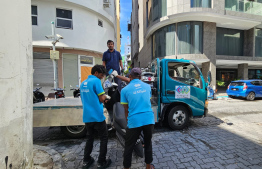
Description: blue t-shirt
xmin=80 ymin=75 xmax=105 ymax=123
xmin=121 ymin=79 xmax=155 ymax=128
xmin=102 ymin=49 xmax=122 ymax=74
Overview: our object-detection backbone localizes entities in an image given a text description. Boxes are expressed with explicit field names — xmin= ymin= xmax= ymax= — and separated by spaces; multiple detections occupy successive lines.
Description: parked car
xmin=226 ymin=80 xmax=262 ymax=101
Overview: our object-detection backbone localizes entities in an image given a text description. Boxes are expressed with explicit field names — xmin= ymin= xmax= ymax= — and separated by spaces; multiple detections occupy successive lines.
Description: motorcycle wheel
xmin=60 ymin=125 xmax=86 ymax=138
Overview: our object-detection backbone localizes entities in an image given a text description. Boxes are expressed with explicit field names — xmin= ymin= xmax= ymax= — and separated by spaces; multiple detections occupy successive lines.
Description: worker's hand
xmin=105 ymin=94 xmax=111 ymax=100
xmin=111 ymin=70 xmax=118 ymax=77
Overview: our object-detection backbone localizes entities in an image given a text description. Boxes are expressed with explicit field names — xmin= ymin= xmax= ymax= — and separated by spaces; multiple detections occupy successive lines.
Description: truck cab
xmin=150 ymin=58 xmax=209 ymax=130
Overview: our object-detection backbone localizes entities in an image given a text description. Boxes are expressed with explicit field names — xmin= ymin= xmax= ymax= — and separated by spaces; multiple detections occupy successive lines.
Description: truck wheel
xmin=168 ymin=106 xmax=189 ymax=130
xmin=60 ymin=125 xmax=86 ymax=138
xmin=246 ymin=92 xmax=255 ymax=101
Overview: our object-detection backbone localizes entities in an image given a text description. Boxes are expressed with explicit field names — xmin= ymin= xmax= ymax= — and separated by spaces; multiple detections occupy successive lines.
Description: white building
xmin=31 ymin=0 xmax=120 ymax=96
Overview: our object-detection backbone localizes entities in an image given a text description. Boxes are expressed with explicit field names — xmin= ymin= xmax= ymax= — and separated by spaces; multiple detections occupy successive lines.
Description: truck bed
xmin=33 ymin=98 xmax=84 ymax=127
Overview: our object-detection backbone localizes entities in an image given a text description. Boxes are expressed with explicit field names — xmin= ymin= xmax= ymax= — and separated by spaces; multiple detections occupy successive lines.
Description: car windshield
xmin=230 ymin=82 xmax=244 ymax=86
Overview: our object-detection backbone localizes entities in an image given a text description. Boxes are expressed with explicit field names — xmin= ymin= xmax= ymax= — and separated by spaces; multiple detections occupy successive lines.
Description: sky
xmin=120 ymin=0 xmax=132 ymax=56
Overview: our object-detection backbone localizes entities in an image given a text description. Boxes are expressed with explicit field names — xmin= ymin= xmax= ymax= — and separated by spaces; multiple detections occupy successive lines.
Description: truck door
xmin=151 ymin=58 xmax=160 ymax=122
xmin=163 ymin=61 xmax=207 ymax=116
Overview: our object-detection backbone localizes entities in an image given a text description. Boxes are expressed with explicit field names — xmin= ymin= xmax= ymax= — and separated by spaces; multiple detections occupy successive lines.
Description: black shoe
xmin=97 ymin=159 xmax=112 ymax=169
xmin=82 ymin=157 xmax=94 ymax=169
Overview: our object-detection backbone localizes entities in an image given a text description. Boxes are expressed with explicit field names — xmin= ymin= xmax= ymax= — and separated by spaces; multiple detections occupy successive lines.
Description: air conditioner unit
xmin=103 ymin=0 xmax=110 ymax=8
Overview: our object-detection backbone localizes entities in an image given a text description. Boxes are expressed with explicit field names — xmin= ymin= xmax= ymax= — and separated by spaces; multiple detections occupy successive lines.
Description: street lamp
xmin=45 ymin=21 xmax=63 ymax=95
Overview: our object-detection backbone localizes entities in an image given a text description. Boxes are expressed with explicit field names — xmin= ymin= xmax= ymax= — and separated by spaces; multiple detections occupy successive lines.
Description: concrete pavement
xmin=33 ymin=99 xmax=262 ymax=169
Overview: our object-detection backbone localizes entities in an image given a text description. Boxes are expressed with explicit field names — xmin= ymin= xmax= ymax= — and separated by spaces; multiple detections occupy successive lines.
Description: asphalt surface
xmin=33 ymin=98 xmax=262 ymax=169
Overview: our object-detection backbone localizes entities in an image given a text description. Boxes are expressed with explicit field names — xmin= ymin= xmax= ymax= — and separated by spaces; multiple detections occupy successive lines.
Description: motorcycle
xmin=51 ymin=88 xmax=65 ymax=98
xmin=103 ymin=69 xmax=144 ymax=158
xmin=70 ymin=85 xmax=80 ymax=98
xmin=207 ymin=86 xmax=218 ymax=100
xmin=33 ymin=84 xmax=45 ymax=103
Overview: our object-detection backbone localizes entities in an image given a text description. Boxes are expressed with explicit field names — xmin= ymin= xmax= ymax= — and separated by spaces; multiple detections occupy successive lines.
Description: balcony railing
xmin=225 ymin=0 xmax=262 ymax=16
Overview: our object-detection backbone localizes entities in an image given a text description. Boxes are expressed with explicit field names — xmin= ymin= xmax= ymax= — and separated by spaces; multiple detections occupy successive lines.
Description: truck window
xmin=168 ymin=62 xmax=202 ymax=88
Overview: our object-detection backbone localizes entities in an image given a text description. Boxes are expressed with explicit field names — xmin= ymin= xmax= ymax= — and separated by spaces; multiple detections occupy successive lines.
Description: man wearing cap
xmin=117 ymin=68 xmax=155 ymax=169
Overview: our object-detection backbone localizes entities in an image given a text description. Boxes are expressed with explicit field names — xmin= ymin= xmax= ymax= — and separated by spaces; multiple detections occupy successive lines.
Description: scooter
xmin=33 ymin=84 xmax=45 ymax=103
xmin=103 ymin=70 xmax=144 ymax=158
xmin=51 ymin=88 xmax=65 ymax=98
xmin=207 ymin=86 xmax=218 ymax=100
xmin=70 ymin=85 xmax=80 ymax=98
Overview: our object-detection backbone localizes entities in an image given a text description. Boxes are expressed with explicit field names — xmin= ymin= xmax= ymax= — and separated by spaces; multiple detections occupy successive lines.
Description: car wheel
xmin=246 ymin=92 xmax=255 ymax=101
xmin=168 ymin=106 xmax=189 ymax=130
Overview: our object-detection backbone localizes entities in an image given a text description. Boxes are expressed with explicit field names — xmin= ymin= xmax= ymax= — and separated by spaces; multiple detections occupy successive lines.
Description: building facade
xmin=31 ymin=0 xmax=120 ymax=97
xmin=130 ymin=0 xmax=262 ymax=87
xmin=1 ymin=0 xmax=33 ymax=168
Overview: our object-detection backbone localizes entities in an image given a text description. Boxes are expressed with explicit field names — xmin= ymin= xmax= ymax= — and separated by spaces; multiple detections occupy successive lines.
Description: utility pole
xmin=51 ymin=22 xmax=57 ymax=90
xmin=45 ymin=21 xmax=63 ymax=97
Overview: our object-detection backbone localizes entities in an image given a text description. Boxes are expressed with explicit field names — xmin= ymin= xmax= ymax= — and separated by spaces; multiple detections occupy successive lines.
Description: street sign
xmin=50 ymin=50 xmax=59 ymax=59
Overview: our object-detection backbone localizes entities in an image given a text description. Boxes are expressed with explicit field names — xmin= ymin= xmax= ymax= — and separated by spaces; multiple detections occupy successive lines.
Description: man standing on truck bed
xmin=120 ymin=68 xmax=155 ymax=169
xmin=80 ymin=65 xmax=111 ymax=169
xmin=102 ymin=40 xmax=123 ymax=90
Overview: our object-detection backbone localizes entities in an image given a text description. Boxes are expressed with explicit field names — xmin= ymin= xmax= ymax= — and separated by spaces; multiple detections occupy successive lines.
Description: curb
xmin=33 ymin=145 xmax=65 ymax=169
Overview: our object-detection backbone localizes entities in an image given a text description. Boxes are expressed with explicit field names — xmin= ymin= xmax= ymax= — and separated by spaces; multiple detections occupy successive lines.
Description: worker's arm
xmin=98 ymin=94 xmax=107 ymax=103
xmin=112 ymin=70 xmax=130 ymax=83
xmin=116 ymin=75 xmax=130 ymax=83
xmin=123 ymin=104 xmax=129 ymax=122
xmin=103 ymin=61 xmax=106 ymax=67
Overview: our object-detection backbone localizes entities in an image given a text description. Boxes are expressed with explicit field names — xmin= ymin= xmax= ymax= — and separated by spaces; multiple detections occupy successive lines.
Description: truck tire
xmin=168 ymin=106 xmax=189 ymax=130
xmin=60 ymin=125 xmax=87 ymax=138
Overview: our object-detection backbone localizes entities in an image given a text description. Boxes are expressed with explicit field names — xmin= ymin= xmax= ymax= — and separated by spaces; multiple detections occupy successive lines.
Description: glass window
xmin=191 ymin=0 xmax=212 ymax=8
xmin=152 ymin=24 xmax=176 ymax=59
xmin=177 ymin=22 xmax=203 ymax=54
xmin=31 ymin=5 xmax=37 ymax=25
xmin=216 ymin=27 xmax=244 ymax=56
xmin=146 ymin=0 xmax=152 ymax=27
xmin=56 ymin=8 xmax=73 ymax=29
xmin=168 ymin=62 xmax=202 ymax=88
xmin=152 ymin=0 xmax=167 ymax=21
xmin=255 ymin=28 xmax=262 ymax=57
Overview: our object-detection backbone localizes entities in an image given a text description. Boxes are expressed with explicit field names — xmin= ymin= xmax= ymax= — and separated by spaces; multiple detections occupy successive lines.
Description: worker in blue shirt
xmin=80 ymin=65 xmax=111 ymax=169
xmin=102 ymin=40 xmax=123 ymax=90
xmin=120 ymin=68 xmax=155 ymax=169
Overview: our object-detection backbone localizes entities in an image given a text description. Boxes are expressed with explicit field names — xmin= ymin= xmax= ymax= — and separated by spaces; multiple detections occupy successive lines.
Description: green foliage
xmin=216 ymin=80 xmax=225 ymax=87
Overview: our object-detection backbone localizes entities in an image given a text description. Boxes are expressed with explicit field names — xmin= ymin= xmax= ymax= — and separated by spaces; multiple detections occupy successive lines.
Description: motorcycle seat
xmin=113 ymin=102 xmax=127 ymax=129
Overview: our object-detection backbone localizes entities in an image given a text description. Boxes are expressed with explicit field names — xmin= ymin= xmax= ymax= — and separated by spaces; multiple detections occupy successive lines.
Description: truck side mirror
xmin=207 ymin=71 xmax=212 ymax=85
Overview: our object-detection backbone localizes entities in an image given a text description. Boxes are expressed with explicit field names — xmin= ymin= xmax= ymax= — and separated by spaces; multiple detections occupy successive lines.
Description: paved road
xmin=33 ymin=98 xmax=262 ymax=169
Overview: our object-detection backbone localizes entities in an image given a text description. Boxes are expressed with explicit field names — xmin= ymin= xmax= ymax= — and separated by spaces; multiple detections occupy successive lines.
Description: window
xmin=152 ymin=0 xmax=167 ymax=21
xmin=56 ymin=8 xmax=73 ymax=29
xmin=177 ymin=22 xmax=203 ymax=54
xmin=216 ymin=28 xmax=244 ymax=56
xmin=168 ymin=62 xmax=202 ymax=88
xmin=146 ymin=0 xmax=152 ymax=27
xmin=255 ymin=28 xmax=262 ymax=57
xmin=152 ymin=24 xmax=176 ymax=59
xmin=98 ymin=19 xmax=103 ymax=27
xmin=250 ymin=81 xmax=260 ymax=86
xmin=191 ymin=0 xmax=212 ymax=8
xmin=31 ymin=5 xmax=37 ymax=25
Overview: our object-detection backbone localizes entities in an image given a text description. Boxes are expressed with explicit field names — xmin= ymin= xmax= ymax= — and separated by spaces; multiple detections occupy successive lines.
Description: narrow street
xmin=33 ymin=98 xmax=262 ymax=169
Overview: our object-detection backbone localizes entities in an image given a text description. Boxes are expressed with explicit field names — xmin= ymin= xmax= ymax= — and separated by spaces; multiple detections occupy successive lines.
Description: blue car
xmin=226 ymin=80 xmax=262 ymax=100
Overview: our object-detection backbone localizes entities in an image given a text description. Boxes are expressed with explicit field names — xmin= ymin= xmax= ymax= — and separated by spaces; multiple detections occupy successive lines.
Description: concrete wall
xmin=131 ymin=0 xmax=139 ymax=60
xmin=32 ymin=0 xmax=116 ymax=53
xmin=0 ymin=0 xmax=33 ymax=168
xmin=244 ymin=28 xmax=255 ymax=57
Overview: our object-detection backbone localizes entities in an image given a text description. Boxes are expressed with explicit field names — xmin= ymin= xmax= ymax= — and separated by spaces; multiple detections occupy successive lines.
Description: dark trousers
xmin=84 ymin=121 xmax=108 ymax=164
xmin=123 ymin=124 xmax=154 ymax=168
